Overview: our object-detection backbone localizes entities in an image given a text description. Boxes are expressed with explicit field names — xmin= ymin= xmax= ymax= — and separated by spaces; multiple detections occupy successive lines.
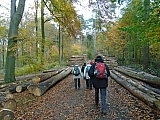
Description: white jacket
xmin=84 ymin=64 xmax=91 ymax=79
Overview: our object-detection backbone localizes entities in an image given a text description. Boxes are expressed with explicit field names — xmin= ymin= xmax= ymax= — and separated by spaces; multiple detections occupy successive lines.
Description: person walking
xmin=72 ymin=64 xmax=82 ymax=90
xmin=84 ymin=63 xmax=91 ymax=89
xmin=88 ymin=56 xmax=110 ymax=115
xmin=81 ymin=63 xmax=86 ymax=79
xmin=89 ymin=60 xmax=94 ymax=90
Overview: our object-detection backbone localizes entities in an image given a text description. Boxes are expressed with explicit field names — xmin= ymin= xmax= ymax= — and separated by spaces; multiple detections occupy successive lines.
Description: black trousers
xmin=86 ymin=79 xmax=89 ymax=89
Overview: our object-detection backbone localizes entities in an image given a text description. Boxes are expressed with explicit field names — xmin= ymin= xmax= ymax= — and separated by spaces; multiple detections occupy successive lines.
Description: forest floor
xmin=14 ymin=74 xmax=160 ymax=120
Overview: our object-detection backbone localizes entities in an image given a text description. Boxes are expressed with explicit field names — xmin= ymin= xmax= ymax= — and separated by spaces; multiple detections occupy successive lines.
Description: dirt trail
xmin=14 ymin=74 xmax=160 ymax=120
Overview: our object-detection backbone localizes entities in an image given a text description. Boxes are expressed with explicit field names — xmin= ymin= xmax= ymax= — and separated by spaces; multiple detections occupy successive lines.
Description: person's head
xmin=95 ymin=55 xmax=103 ymax=63
xmin=84 ymin=63 xmax=86 ymax=65
xmin=74 ymin=64 xmax=79 ymax=67
xmin=74 ymin=64 xmax=79 ymax=68
xmin=90 ymin=60 xmax=94 ymax=65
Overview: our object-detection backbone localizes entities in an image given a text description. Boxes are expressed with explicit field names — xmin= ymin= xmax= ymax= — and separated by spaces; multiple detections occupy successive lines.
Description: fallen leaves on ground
xmin=14 ymin=74 xmax=160 ymax=120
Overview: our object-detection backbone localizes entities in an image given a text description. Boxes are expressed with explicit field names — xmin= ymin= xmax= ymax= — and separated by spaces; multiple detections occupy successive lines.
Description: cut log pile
xmin=115 ymin=66 xmax=160 ymax=87
xmin=0 ymin=92 xmax=16 ymax=120
xmin=28 ymin=67 xmax=72 ymax=96
xmin=110 ymin=66 xmax=160 ymax=111
xmin=96 ymin=51 xmax=118 ymax=69
xmin=0 ymin=67 xmax=71 ymax=119
xmin=104 ymin=55 xmax=118 ymax=69
xmin=66 ymin=55 xmax=85 ymax=66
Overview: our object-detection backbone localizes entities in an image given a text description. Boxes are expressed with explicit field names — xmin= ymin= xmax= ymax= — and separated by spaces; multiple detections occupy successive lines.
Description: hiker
xmin=89 ymin=60 xmax=94 ymax=90
xmin=88 ymin=56 xmax=110 ymax=115
xmin=81 ymin=63 xmax=86 ymax=79
xmin=84 ymin=63 xmax=91 ymax=89
xmin=72 ymin=64 xmax=82 ymax=90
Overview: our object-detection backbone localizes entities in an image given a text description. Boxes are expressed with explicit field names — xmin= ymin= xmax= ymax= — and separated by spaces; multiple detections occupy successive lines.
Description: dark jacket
xmin=81 ymin=63 xmax=86 ymax=73
xmin=88 ymin=57 xmax=110 ymax=88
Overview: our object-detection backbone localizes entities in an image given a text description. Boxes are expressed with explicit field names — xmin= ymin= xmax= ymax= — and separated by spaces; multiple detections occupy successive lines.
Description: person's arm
xmin=105 ymin=64 xmax=110 ymax=77
xmin=79 ymin=67 xmax=82 ymax=77
xmin=84 ymin=66 xmax=87 ymax=77
xmin=88 ymin=63 xmax=95 ymax=78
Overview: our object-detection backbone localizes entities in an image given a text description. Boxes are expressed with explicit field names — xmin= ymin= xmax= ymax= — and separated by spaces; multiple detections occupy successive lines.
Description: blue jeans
xmin=74 ymin=78 xmax=80 ymax=89
xmin=95 ymin=87 xmax=107 ymax=111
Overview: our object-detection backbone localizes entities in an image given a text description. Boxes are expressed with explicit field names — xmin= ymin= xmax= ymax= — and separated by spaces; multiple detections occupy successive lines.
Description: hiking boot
xmin=101 ymin=110 xmax=106 ymax=115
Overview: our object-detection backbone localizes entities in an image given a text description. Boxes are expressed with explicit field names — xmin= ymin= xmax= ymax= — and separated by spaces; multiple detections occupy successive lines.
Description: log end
xmin=0 ymin=109 xmax=14 ymax=120
xmin=32 ymin=76 xmax=41 ymax=84
xmin=32 ymin=87 xmax=42 ymax=96
xmin=16 ymin=86 xmax=22 ymax=93
xmin=28 ymin=85 xmax=42 ymax=96
xmin=2 ymin=99 xmax=17 ymax=111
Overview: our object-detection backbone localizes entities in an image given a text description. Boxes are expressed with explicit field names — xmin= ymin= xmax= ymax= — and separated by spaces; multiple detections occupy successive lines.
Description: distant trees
xmin=105 ymin=0 xmax=160 ymax=76
xmin=2 ymin=0 xmax=82 ymax=83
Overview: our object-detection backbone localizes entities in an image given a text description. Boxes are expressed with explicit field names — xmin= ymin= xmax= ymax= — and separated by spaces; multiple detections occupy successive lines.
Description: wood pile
xmin=66 ymin=55 xmax=85 ymax=66
xmin=0 ymin=67 xmax=71 ymax=119
xmin=0 ymin=92 xmax=16 ymax=120
xmin=110 ymin=66 xmax=160 ymax=111
xmin=96 ymin=51 xmax=118 ymax=69
xmin=104 ymin=55 xmax=118 ymax=69
xmin=28 ymin=67 xmax=71 ymax=96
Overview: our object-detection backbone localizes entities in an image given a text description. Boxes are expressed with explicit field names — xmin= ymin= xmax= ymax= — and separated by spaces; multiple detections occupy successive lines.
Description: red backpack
xmin=94 ymin=63 xmax=107 ymax=79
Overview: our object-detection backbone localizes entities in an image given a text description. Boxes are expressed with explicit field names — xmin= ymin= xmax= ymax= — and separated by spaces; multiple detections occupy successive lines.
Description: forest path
xmin=14 ymin=74 xmax=160 ymax=120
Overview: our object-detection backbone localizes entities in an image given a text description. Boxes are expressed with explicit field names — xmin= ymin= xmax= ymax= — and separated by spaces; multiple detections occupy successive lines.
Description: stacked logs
xmin=95 ymin=50 xmax=118 ymax=69
xmin=110 ymin=66 xmax=160 ymax=111
xmin=28 ymin=67 xmax=72 ymax=96
xmin=0 ymin=67 xmax=71 ymax=119
xmin=105 ymin=55 xmax=118 ymax=69
xmin=66 ymin=55 xmax=85 ymax=66
xmin=0 ymin=92 xmax=16 ymax=120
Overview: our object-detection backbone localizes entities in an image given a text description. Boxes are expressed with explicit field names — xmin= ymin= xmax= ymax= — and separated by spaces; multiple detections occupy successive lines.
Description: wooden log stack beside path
xmin=115 ymin=66 xmax=160 ymax=87
xmin=0 ymin=92 xmax=16 ymax=120
xmin=110 ymin=70 xmax=160 ymax=111
xmin=28 ymin=67 xmax=72 ymax=96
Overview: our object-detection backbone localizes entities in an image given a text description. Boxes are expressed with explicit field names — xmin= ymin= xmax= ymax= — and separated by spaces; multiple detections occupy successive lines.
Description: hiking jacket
xmin=72 ymin=66 xmax=82 ymax=79
xmin=84 ymin=64 xmax=91 ymax=80
xmin=81 ymin=63 xmax=86 ymax=73
xmin=88 ymin=59 xmax=110 ymax=88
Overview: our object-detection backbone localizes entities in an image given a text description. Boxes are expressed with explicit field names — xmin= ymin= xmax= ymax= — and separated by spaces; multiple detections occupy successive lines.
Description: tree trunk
xmin=115 ymin=66 xmax=160 ymax=86
xmin=32 ymin=68 xmax=64 ymax=84
xmin=58 ymin=24 xmax=61 ymax=66
xmin=41 ymin=0 xmax=45 ymax=64
xmin=0 ymin=68 xmax=67 ymax=93
xmin=4 ymin=0 xmax=26 ymax=84
xmin=0 ymin=79 xmax=33 ymax=93
xmin=35 ymin=0 xmax=39 ymax=59
xmin=110 ymin=71 xmax=160 ymax=111
xmin=28 ymin=67 xmax=71 ymax=96
xmin=143 ymin=0 xmax=150 ymax=69
xmin=112 ymin=70 xmax=160 ymax=99
xmin=0 ymin=79 xmax=30 ymax=89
